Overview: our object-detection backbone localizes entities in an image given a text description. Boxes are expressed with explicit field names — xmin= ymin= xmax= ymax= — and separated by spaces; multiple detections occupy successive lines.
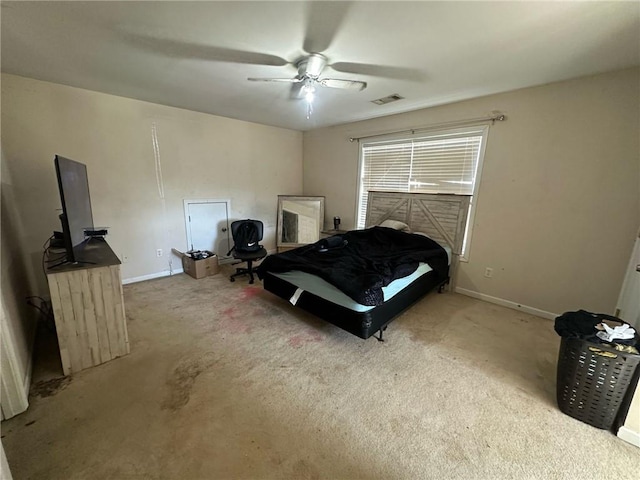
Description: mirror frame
xmin=276 ymin=195 xmax=325 ymax=249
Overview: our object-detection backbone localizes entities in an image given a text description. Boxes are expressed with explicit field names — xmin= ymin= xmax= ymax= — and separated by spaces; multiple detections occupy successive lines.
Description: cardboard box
xmin=173 ymin=249 xmax=220 ymax=279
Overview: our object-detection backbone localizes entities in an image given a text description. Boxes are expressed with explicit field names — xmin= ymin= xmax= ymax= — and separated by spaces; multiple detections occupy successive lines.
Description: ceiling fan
xmin=122 ymin=3 xmax=423 ymax=103
xmin=248 ymin=53 xmax=367 ymax=100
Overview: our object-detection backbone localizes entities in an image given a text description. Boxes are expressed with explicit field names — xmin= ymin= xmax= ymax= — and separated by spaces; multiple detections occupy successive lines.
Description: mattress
xmin=261 ymin=245 xmax=450 ymax=339
xmin=269 ymin=244 xmax=451 ymax=312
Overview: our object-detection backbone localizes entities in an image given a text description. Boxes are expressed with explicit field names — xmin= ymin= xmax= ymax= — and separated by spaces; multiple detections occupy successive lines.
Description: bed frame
xmin=262 ymin=192 xmax=471 ymax=341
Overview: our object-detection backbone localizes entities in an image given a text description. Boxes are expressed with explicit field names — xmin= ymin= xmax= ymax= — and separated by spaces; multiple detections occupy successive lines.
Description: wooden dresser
xmin=46 ymin=238 xmax=129 ymax=375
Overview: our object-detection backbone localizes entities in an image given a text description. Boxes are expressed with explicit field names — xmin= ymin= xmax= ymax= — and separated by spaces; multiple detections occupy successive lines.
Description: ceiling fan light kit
xmin=247 ymin=52 xmax=368 ymax=109
xmin=302 ymin=83 xmax=316 ymax=103
xmin=298 ymin=53 xmax=327 ymax=77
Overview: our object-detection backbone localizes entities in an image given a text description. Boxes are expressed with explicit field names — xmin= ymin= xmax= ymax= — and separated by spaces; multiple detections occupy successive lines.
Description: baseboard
xmin=123 ymin=269 xmax=183 ymax=285
xmin=617 ymin=426 xmax=640 ymax=448
xmin=123 ymin=252 xmax=274 ymax=284
xmin=454 ymin=287 xmax=558 ymax=320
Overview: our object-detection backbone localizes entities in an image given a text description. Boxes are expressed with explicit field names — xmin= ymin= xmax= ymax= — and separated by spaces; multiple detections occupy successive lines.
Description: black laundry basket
xmin=556 ymin=336 xmax=640 ymax=430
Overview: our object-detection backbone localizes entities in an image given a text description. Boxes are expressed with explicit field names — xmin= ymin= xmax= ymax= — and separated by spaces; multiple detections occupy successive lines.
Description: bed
xmin=257 ymin=192 xmax=471 ymax=341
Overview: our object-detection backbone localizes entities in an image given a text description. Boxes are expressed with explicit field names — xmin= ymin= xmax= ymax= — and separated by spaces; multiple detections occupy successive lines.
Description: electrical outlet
xmin=122 ymin=254 xmax=129 ymax=264
xmin=484 ymin=267 xmax=493 ymax=278
xmin=156 ymin=249 xmax=163 ymax=257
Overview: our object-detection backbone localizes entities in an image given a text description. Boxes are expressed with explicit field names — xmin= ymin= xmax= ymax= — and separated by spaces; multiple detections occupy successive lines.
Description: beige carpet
xmin=2 ymin=268 xmax=638 ymax=479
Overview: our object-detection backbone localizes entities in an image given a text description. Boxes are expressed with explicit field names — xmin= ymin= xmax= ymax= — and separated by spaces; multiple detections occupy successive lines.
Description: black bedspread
xmin=257 ymin=227 xmax=448 ymax=306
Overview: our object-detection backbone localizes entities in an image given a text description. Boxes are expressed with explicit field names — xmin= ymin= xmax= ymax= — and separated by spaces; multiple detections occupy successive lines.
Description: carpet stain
xmin=222 ymin=307 xmax=236 ymax=316
xmin=445 ymin=440 xmax=472 ymax=464
xmin=291 ymin=459 xmax=320 ymax=480
xmin=239 ymin=286 xmax=261 ymax=301
xmin=219 ymin=307 xmax=252 ymax=334
xmin=389 ymin=416 xmax=405 ymax=436
xmin=30 ymin=376 xmax=72 ymax=398
xmin=162 ymin=352 xmax=217 ymax=411
xmin=254 ymin=304 xmax=284 ymax=319
xmin=288 ymin=331 xmax=323 ymax=348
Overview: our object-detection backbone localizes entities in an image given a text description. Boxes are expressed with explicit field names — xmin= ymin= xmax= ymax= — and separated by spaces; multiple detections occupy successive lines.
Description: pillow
xmin=378 ymin=219 xmax=411 ymax=232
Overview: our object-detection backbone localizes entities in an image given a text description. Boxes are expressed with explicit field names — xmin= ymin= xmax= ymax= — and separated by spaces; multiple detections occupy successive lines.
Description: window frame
xmin=354 ymin=125 xmax=489 ymax=262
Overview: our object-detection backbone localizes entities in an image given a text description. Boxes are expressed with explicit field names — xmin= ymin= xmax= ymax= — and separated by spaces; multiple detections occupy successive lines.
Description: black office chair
xmin=227 ymin=219 xmax=267 ymax=284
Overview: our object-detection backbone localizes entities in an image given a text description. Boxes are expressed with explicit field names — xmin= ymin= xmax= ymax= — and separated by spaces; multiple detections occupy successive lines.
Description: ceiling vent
xmin=371 ymin=94 xmax=404 ymax=105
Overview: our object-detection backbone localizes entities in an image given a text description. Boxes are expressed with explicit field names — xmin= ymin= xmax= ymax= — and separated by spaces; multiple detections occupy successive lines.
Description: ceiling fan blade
xmin=303 ymin=1 xmax=352 ymax=53
xmin=289 ymin=82 xmax=305 ymax=100
xmin=247 ymin=77 xmax=302 ymax=83
xmin=330 ymin=62 xmax=426 ymax=82
xmin=318 ymin=78 xmax=367 ymax=91
xmin=123 ymin=32 xmax=289 ymax=66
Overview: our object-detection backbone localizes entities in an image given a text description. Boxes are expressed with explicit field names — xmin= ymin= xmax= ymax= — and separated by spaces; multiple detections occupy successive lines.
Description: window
xmin=356 ymin=126 xmax=489 ymax=258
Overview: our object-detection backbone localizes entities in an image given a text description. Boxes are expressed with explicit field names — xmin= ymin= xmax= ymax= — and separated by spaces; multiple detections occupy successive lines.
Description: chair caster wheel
xmin=230 ymin=277 xmax=235 ymax=282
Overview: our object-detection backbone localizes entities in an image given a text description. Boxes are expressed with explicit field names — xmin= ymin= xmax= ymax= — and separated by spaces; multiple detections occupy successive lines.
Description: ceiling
xmin=2 ymin=1 xmax=639 ymax=131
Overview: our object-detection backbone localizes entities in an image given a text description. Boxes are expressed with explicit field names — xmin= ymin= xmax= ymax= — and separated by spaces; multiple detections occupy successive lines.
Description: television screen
xmin=54 ymin=155 xmax=94 ymax=261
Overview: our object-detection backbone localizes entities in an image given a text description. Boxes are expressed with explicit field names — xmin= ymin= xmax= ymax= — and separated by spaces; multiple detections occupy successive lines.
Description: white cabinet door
xmin=185 ymin=200 xmax=230 ymax=259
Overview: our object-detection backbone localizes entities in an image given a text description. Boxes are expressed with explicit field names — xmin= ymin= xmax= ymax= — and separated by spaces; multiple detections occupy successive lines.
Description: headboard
xmin=365 ymin=191 xmax=471 ymax=287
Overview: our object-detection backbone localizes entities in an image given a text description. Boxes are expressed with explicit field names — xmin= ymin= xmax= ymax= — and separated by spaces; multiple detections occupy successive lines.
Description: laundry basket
xmin=556 ymin=337 xmax=640 ymax=430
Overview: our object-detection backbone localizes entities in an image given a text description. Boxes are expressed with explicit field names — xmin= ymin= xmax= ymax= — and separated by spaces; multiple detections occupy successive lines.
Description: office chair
xmin=227 ymin=219 xmax=267 ymax=284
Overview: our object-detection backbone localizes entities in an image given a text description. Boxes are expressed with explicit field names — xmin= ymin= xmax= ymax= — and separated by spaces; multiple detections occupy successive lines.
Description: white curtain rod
xmin=348 ymin=113 xmax=507 ymax=142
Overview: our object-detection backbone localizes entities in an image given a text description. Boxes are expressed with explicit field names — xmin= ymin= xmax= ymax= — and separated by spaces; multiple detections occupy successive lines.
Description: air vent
xmin=371 ymin=94 xmax=404 ymax=105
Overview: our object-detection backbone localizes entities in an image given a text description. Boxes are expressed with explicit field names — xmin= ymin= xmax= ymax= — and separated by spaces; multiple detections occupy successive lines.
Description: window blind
xmin=357 ymin=128 xmax=485 ymax=229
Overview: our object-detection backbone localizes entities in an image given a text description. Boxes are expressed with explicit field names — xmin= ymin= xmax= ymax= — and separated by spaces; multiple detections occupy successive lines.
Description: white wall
xmin=1 ymin=74 xmax=303 ymax=293
xmin=303 ymin=68 xmax=640 ymax=316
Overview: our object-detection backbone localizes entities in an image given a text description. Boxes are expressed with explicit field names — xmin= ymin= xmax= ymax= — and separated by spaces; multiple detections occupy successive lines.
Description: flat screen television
xmin=54 ymin=155 xmax=94 ymax=264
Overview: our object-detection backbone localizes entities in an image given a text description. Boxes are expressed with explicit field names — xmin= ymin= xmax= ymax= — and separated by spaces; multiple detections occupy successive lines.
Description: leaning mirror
xmin=277 ymin=195 xmax=325 ymax=251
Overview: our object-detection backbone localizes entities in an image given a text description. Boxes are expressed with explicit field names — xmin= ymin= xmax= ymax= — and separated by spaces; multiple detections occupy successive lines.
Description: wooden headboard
xmin=365 ymin=191 xmax=471 ymax=287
